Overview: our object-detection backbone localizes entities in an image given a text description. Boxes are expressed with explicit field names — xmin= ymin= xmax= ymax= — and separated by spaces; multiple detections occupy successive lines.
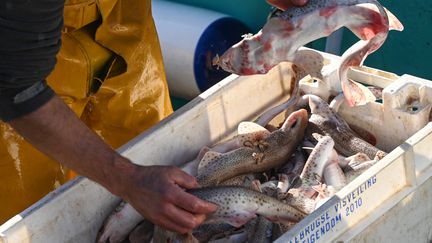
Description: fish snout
xmin=215 ymin=45 xmax=242 ymax=74
xmin=281 ymin=109 xmax=308 ymax=132
xmin=216 ymin=37 xmax=264 ymax=75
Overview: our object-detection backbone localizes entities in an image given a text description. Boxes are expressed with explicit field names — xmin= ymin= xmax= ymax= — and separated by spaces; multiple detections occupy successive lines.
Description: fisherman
xmin=0 ymin=0 xmax=308 ymax=233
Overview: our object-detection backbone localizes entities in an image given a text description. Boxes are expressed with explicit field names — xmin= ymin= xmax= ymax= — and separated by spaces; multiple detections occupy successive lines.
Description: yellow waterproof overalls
xmin=0 ymin=0 xmax=172 ymax=224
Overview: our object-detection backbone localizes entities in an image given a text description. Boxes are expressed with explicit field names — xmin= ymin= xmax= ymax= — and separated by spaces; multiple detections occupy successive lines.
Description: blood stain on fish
xmin=319 ymin=6 xmax=338 ymax=18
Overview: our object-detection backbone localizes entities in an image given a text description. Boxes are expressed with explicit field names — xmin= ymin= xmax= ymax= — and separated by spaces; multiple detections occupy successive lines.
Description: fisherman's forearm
xmin=8 ymin=95 xmax=134 ymax=196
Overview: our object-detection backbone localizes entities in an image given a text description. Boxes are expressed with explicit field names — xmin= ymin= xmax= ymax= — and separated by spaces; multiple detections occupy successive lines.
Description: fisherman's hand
xmin=120 ymin=165 xmax=217 ymax=234
xmin=267 ymin=0 xmax=309 ymax=10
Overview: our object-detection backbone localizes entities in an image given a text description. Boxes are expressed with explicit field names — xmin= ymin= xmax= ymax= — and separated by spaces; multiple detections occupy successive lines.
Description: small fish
xmin=303 ymin=133 xmax=346 ymax=193
xmin=323 ymin=150 xmax=347 ymax=191
xmin=189 ymin=186 xmax=307 ymax=227
xmin=302 ymin=94 xmax=387 ymax=159
xmin=96 ymin=201 xmax=144 ymax=243
xmin=284 ymin=136 xmax=336 ymax=214
xmin=149 ymin=185 xmax=310 ymax=243
xmin=300 ymin=136 xmax=334 ymax=185
xmin=214 ymin=0 xmax=403 ymax=106
xmin=197 ymin=109 xmax=308 ymax=186
xmin=190 ymin=79 xmax=301 ymax=173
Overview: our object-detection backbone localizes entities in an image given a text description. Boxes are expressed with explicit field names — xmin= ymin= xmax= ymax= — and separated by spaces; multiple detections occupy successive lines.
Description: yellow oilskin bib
xmin=0 ymin=0 xmax=172 ymax=224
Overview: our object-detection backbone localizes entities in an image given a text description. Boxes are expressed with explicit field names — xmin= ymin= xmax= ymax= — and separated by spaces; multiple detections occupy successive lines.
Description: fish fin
xmin=374 ymin=151 xmax=387 ymax=160
xmin=312 ymin=183 xmax=337 ymax=200
xmin=251 ymin=180 xmax=262 ymax=192
xmin=196 ymin=146 xmax=210 ymax=161
xmin=311 ymin=133 xmax=325 ymax=141
xmin=342 ymin=79 xmax=376 ymax=107
xmin=385 ymin=8 xmax=404 ymax=31
xmin=347 ymin=153 xmax=371 ymax=165
xmin=236 ymin=122 xmax=270 ymax=146
xmin=238 ymin=121 xmax=269 ymax=135
xmin=197 ymin=151 xmax=221 ymax=174
xmin=223 ymin=211 xmax=257 ymax=228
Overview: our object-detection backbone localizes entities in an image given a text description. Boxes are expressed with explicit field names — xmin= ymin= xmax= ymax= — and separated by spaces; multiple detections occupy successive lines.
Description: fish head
xmin=274 ymin=109 xmax=308 ymax=146
xmin=307 ymin=95 xmax=333 ymax=116
xmin=213 ymin=32 xmax=269 ymax=75
xmin=212 ymin=46 xmax=240 ymax=74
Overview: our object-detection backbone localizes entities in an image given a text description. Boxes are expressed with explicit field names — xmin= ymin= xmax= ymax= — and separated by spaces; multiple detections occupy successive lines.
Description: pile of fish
xmin=96 ymin=0 xmax=403 ymax=242
xmin=97 ymin=93 xmax=388 ymax=243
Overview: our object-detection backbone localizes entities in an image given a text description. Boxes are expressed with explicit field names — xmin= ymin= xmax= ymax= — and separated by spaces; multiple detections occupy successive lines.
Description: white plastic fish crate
xmin=1 ymin=49 xmax=432 ymax=243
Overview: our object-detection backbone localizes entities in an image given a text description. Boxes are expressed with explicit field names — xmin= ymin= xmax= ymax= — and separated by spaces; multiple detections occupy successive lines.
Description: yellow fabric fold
xmin=0 ymin=0 xmax=172 ymax=224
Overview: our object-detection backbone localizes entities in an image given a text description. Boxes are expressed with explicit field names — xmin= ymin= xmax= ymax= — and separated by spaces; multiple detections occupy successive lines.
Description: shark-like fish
xmin=197 ymin=109 xmax=308 ymax=186
xmin=301 ymin=94 xmax=387 ymax=159
xmin=214 ymin=0 xmax=403 ymax=106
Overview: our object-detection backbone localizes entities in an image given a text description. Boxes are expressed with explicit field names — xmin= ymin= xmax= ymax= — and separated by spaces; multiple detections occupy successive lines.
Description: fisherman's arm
xmin=8 ymin=95 xmax=216 ymax=233
xmin=1 ymin=0 xmax=215 ymax=234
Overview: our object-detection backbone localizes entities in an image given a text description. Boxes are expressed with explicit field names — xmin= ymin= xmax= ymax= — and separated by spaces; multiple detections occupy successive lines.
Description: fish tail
xmin=384 ymin=7 xmax=404 ymax=31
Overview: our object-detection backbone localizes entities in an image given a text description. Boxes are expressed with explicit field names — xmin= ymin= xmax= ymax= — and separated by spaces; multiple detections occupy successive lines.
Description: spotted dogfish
xmin=196 ymin=109 xmax=308 ymax=187
xmin=193 ymin=186 xmax=307 ymax=224
xmin=284 ymin=136 xmax=336 ymax=214
xmin=153 ymin=186 xmax=307 ymax=243
xmin=214 ymin=0 xmax=403 ymax=106
xmin=300 ymin=94 xmax=387 ymax=160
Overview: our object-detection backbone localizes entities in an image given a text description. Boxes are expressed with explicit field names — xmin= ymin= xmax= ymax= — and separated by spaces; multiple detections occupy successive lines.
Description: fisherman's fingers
xmin=171 ymin=188 xmax=218 ymax=215
xmin=157 ymin=203 xmax=205 ymax=233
